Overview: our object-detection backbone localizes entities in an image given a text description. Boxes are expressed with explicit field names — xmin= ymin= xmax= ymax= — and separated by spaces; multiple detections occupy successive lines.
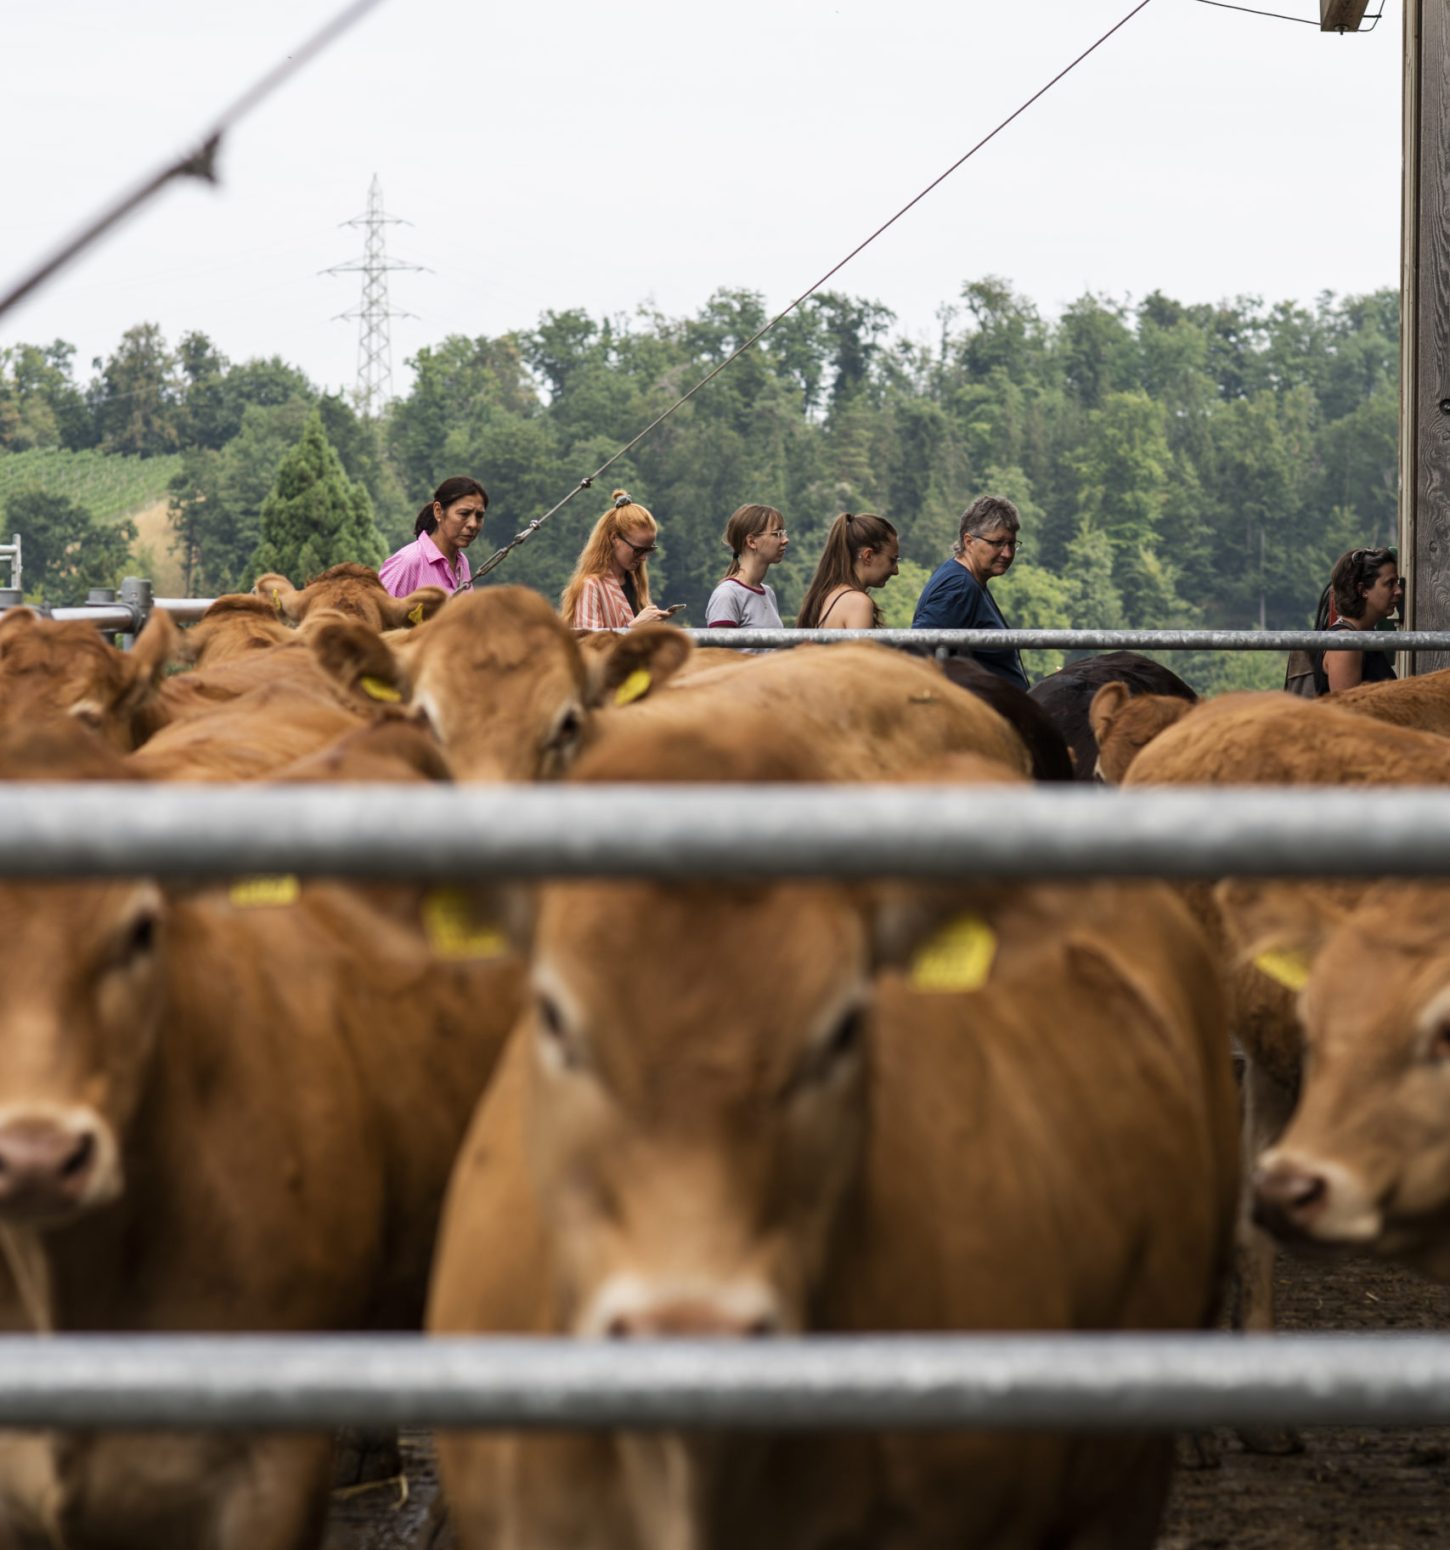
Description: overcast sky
xmin=1 ymin=0 xmax=1402 ymax=401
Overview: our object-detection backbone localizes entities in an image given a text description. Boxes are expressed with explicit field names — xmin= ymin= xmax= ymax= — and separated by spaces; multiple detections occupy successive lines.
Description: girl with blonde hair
xmin=705 ymin=503 xmax=789 ymax=629
xmin=559 ymin=490 xmax=674 ymax=631
xmin=796 ymin=511 xmax=899 ymax=629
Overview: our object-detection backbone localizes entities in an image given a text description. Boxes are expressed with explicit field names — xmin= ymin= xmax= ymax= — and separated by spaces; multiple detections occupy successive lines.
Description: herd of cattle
xmin=0 ymin=562 xmax=1447 ymax=1549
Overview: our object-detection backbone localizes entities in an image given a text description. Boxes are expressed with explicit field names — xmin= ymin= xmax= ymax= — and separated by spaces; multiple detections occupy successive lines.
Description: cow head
xmin=306 ymin=588 xmax=690 ymax=780
xmin=0 ymin=608 xmax=178 ymax=751
xmin=183 ymin=595 xmax=294 ymax=666
xmin=1220 ymin=880 xmax=1450 ymax=1277
xmin=516 ymin=869 xmax=1188 ymax=1344
xmin=0 ymin=881 xmax=165 ymax=1226
xmin=1089 ymin=684 xmax=1193 ymax=782
xmin=524 ymin=878 xmax=872 ymax=1339
xmin=254 ymin=565 xmax=445 ymax=633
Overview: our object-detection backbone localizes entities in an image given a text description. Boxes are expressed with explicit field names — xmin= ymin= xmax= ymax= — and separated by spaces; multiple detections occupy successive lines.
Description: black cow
xmin=1029 ymin=652 xmax=1197 ymax=782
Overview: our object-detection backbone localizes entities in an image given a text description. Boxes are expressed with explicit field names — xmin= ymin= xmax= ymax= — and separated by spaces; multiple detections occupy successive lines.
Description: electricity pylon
xmin=322 ymin=175 xmax=427 ymax=417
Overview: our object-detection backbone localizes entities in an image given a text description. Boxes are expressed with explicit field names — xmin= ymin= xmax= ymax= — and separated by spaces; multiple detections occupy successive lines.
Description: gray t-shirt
xmin=706 ymin=576 xmax=783 ymax=629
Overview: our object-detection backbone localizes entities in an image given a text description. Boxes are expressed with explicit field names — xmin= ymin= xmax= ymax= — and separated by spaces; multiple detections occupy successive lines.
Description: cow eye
xmin=1430 ymin=1024 xmax=1450 ymax=1063
xmin=784 ymin=1006 xmax=866 ymax=1101
xmin=548 ymin=704 xmax=584 ymax=749
xmin=112 ymin=909 xmax=159 ymax=970
xmin=536 ymin=993 xmax=583 ymax=1071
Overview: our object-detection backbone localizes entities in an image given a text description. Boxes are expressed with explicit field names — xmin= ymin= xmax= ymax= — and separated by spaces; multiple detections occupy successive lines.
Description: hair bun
xmin=611 ymin=488 xmax=631 ymax=504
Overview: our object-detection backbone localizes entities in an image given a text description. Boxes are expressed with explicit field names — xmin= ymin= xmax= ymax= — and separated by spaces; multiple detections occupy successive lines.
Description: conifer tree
xmin=249 ymin=411 xmax=385 ymax=583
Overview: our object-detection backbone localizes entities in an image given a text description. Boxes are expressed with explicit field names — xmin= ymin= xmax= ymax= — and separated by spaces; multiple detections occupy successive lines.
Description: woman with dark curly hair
xmin=1314 ymin=545 xmax=1400 ymax=695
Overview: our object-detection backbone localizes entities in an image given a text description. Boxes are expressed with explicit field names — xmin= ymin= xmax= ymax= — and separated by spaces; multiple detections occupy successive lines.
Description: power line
xmin=472 ymin=0 xmax=1158 ymax=583
xmin=0 ymin=0 xmax=394 ymax=323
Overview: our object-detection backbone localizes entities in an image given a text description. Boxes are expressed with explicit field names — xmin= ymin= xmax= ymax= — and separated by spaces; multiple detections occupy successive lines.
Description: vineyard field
xmin=0 ymin=449 xmax=181 ymax=525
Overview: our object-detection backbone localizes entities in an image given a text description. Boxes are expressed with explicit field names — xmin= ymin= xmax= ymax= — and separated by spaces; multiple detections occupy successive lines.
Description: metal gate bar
xmin=0 ymin=1334 xmax=1446 ymax=1431
xmin=2 ymin=784 xmax=1450 ymax=881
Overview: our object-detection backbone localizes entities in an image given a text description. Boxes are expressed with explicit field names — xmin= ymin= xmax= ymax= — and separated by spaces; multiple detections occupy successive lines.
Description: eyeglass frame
xmin=970 ymin=532 xmax=1024 ymax=553
xmin=616 ymin=533 xmax=658 ymax=557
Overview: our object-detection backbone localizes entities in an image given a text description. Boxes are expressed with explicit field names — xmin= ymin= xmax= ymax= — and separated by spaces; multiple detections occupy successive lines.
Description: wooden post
xmin=1321 ymin=0 xmax=1371 ymax=30
xmin=1401 ymin=0 xmax=1450 ymax=671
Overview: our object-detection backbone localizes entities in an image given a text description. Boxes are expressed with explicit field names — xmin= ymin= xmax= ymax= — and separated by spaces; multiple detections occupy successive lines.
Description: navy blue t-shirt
xmin=911 ymin=559 xmax=1028 ymax=690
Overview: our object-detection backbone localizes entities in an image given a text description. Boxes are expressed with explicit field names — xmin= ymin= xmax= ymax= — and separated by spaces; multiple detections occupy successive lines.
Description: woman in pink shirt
xmin=559 ymin=489 xmax=673 ymax=631
xmin=379 ymin=476 xmax=488 ymax=598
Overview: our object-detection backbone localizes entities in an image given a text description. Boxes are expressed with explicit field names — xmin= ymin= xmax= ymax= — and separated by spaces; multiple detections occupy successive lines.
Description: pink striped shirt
xmin=379 ymin=531 xmax=471 ymax=598
xmin=571 ymin=574 xmax=635 ymax=631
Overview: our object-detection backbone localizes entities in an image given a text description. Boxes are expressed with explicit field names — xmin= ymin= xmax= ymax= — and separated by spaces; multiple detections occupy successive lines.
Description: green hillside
xmin=0 ymin=449 xmax=180 ymax=526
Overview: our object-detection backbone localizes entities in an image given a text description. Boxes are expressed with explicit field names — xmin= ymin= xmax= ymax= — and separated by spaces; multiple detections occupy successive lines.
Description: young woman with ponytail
xmin=705 ymin=504 xmax=789 ymax=628
xmin=560 ymin=490 xmax=674 ymax=631
xmin=796 ymin=511 xmax=899 ymax=629
xmin=379 ymin=476 xmax=488 ymax=598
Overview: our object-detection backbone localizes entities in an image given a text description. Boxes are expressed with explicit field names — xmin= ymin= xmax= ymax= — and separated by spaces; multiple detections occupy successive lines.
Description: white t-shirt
xmin=705 ymin=576 xmax=783 ymax=629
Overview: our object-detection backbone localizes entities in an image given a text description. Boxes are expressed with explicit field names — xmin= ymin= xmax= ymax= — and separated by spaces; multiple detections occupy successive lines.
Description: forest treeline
xmin=0 ymin=279 xmax=1397 ymax=689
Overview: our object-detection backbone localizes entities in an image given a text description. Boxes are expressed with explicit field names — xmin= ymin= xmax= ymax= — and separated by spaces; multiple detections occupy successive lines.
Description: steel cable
xmin=471 ymin=0 xmax=1159 ymax=582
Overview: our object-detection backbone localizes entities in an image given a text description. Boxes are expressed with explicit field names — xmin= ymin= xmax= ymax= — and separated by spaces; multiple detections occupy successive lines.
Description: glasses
xmin=617 ymin=535 xmax=658 ymax=557
xmin=973 ymin=534 xmax=1023 ymax=553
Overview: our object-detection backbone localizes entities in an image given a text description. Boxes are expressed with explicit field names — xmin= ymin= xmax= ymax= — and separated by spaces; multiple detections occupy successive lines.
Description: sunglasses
xmin=618 ymin=535 xmax=658 ymax=557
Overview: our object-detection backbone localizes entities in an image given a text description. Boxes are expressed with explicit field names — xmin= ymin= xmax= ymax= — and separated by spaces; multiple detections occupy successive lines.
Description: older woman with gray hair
xmin=911 ymin=494 xmax=1028 ymax=689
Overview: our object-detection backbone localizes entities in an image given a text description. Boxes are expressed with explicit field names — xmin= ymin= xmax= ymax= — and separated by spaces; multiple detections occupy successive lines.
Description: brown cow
xmin=312 ymin=588 xmax=693 ymax=780
xmin=1121 ymin=691 xmax=1450 ymax=1414
xmin=1325 ymin=664 xmax=1450 ymax=737
xmin=0 ymin=867 xmax=521 ymax=1549
xmin=582 ymin=642 xmax=1031 ymax=781
xmin=0 ymin=608 xmax=178 ymax=751
xmin=1220 ymin=880 xmax=1450 ymax=1282
xmin=254 ymin=563 xmax=445 ymax=634
xmin=1088 ymin=684 xmax=1194 ymax=783
xmin=428 ymin=738 xmax=1237 ymax=1550
xmin=181 ymin=595 xmax=295 ymax=667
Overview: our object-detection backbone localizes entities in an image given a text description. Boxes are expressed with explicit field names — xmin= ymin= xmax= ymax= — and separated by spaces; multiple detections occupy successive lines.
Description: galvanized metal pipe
xmin=0 ymin=1334 xmax=1448 ymax=1430
xmin=44 ymin=605 xmax=136 ymax=630
xmin=3 ymin=784 xmax=1450 ymax=881
xmin=152 ymin=596 xmax=216 ymax=624
xmin=681 ymin=627 xmax=1437 ymax=651
xmin=1 ymin=592 xmax=1441 ymax=653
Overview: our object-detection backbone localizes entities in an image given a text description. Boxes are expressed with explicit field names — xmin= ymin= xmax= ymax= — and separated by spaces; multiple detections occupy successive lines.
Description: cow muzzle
xmin=0 ymin=1112 xmax=113 ymax=1223
xmin=1253 ymin=1150 xmax=1382 ymax=1245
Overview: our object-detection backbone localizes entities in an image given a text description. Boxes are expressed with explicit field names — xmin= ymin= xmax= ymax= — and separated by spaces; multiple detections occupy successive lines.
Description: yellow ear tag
xmin=229 ymin=875 xmax=300 ymax=909
xmin=271 ymin=590 xmax=285 ymax=618
xmin=423 ymin=888 xmax=507 ymax=961
xmin=1254 ymin=949 xmax=1311 ymax=992
xmin=407 ymin=602 xmax=425 ymax=626
xmin=614 ymin=668 xmax=652 ymax=707
xmin=909 ymin=914 xmax=997 ymax=993
xmin=360 ymin=675 xmax=402 ymax=703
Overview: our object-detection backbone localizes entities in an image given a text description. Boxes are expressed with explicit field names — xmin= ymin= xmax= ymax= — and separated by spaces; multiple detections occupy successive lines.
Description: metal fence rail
xmin=683 ymin=627 xmax=1434 ymax=652
xmin=3 ymin=582 xmax=1447 ymax=652
xmin=5 ymin=784 xmax=1450 ymax=881
xmin=1 ymin=1334 xmax=1449 ymax=1430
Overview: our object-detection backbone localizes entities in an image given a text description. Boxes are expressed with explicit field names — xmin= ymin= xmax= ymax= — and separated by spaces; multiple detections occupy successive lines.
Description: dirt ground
xmin=324 ymin=1252 xmax=1450 ymax=1550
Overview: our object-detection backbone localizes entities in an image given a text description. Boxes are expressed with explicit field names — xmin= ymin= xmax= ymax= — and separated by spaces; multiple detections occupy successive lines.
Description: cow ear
xmin=113 ymin=610 xmax=180 ymax=712
xmin=0 ymin=607 xmax=40 ymax=657
xmin=584 ymin=624 xmax=693 ymax=708
xmin=413 ymin=882 xmax=535 ymax=962
xmin=1214 ymin=880 xmax=1345 ymax=993
xmin=306 ymin=617 xmax=410 ymax=704
xmin=380 ymin=585 xmax=448 ymax=629
xmin=1088 ymin=681 xmax=1132 ymax=745
xmin=871 ymin=885 xmax=1045 ymax=994
xmin=253 ymin=573 xmax=304 ymax=622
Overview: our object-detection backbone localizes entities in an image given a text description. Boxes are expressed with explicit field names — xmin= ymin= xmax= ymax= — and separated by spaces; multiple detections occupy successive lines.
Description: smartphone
xmin=660 ymin=603 xmax=687 ymax=616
